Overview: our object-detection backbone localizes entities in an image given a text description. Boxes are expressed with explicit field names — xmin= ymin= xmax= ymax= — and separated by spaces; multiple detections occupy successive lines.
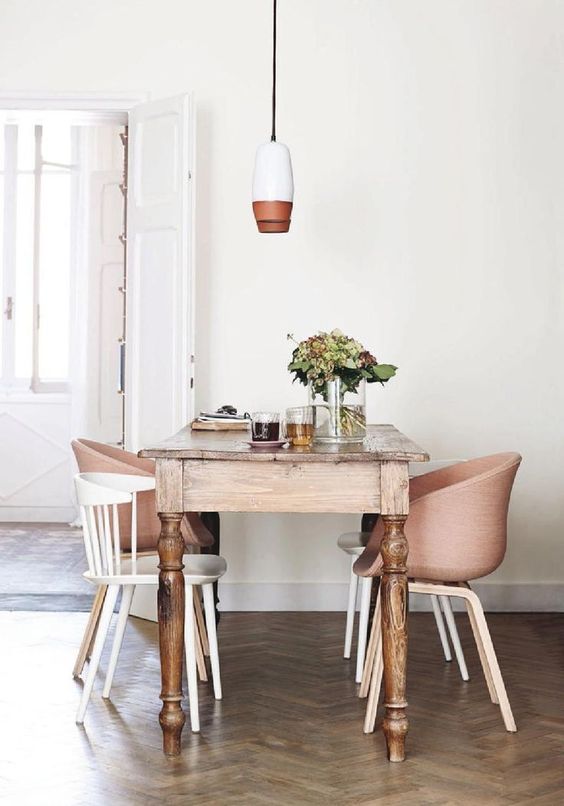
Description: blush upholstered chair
xmin=355 ymin=452 xmax=521 ymax=734
xmin=71 ymin=439 xmax=214 ymax=678
xmin=338 ymin=531 xmax=468 ymax=687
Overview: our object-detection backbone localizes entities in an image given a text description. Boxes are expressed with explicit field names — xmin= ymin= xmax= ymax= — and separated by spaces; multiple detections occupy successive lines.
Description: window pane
xmin=38 ymin=172 xmax=71 ymax=381
xmin=14 ymin=174 xmax=34 ymax=378
xmin=17 ymin=124 xmax=35 ymax=172
xmin=42 ymin=123 xmax=72 ymax=168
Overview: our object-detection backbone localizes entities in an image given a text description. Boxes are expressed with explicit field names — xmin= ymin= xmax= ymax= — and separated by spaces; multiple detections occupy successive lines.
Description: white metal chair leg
xmin=440 ymin=596 xmax=469 ymax=681
xmin=76 ymin=584 xmax=120 ymax=724
xmin=184 ymin=585 xmax=200 ymax=732
xmin=465 ymin=589 xmax=516 ymax=732
xmin=430 ymin=593 xmax=452 ymax=662
xmin=202 ymin=583 xmax=222 ymax=700
xmin=355 ymin=577 xmax=373 ymax=684
xmin=102 ymin=584 xmax=135 ymax=698
xmin=344 ymin=557 xmax=359 ymax=659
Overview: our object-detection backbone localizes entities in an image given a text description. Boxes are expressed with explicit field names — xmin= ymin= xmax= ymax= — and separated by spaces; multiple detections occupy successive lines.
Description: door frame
xmin=0 ymin=91 xmax=148 ymax=120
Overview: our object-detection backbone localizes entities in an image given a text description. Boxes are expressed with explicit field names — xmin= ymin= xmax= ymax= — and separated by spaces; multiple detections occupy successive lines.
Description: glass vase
xmin=308 ymin=378 xmax=366 ymax=443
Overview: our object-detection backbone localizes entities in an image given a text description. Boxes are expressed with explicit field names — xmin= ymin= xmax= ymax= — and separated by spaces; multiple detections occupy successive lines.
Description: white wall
xmin=2 ymin=0 xmax=563 ymax=607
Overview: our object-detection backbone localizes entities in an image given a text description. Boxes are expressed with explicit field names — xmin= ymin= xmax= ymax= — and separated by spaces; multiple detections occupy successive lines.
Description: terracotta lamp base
xmin=253 ymin=200 xmax=293 ymax=233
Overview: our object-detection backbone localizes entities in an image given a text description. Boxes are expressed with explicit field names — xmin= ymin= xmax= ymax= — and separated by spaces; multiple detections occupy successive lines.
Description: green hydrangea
xmin=287 ymin=329 xmax=397 ymax=396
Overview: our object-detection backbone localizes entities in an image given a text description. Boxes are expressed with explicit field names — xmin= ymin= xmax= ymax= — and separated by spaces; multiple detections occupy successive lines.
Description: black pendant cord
xmin=271 ymin=0 xmax=277 ymax=142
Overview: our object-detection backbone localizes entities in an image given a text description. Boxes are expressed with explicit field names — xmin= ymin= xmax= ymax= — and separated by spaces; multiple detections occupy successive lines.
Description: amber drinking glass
xmin=285 ymin=406 xmax=314 ymax=446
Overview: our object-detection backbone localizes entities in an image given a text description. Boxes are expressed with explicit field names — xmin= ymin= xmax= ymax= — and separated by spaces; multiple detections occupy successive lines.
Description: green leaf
xmin=371 ymin=364 xmax=397 ymax=382
xmin=288 ymin=360 xmax=311 ymax=372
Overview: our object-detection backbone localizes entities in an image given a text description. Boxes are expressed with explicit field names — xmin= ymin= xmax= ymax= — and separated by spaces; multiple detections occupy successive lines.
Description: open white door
xmin=83 ymin=170 xmax=124 ymax=445
xmin=125 ymin=94 xmax=193 ymax=451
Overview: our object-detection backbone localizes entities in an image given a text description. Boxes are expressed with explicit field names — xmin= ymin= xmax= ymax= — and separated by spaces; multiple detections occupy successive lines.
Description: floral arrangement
xmin=287 ymin=330 xmax=397 ymax=439
xmin=287 ymin=329 xmax=397 ymax=395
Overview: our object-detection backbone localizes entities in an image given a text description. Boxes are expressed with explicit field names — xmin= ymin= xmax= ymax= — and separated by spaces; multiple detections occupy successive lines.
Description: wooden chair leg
xmin=73 ymin=584 xmax=107 ymax=678
xmin=363 ymin=623 xmax=383 ymax=734
xmin=203 ymin=583 xmax=222 ymax=700
xmin=193 ymin=587 xmax=210 ymax=657
xmin=465 ymin=587 xmax=516 ymax=732
xmin=359 ymin=585 xmax=381 ymax=698
xmin=462 ymin=585 xmax=499 ymax=704
xmin=344 ymin=557 xmax=359 ymax=659
xmin=85 ymin=591 xmax=106 ymax=661
xmin=76 ymin=585 xmax=120 ymax=724
xmin=103 ymin=584 xmax=135 ymax=698
xmin=194 ymin=597 xmax=208 ymax=683
xmin=355 ymin=577 xmax=373 ymax=684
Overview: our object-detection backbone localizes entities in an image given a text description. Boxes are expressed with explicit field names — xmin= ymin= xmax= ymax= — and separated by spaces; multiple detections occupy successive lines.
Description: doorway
xmin=0 ymin=91 xmax=194 ymax=530
xmin=0 ymin=113 xmax=127 ymax=521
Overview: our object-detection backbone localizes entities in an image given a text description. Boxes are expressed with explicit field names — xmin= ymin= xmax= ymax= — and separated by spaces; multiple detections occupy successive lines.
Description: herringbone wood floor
xmin=0 ymin=610 xmax=563 ymax=805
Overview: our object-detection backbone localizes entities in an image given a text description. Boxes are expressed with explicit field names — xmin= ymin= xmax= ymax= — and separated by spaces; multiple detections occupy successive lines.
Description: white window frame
xmin=30 ymin=124 xmax=80 ymax=392
xmin=1 ymin=121 xmax=80 ymax=392
xmin=1 ymin=125 xmax=20 ymax=389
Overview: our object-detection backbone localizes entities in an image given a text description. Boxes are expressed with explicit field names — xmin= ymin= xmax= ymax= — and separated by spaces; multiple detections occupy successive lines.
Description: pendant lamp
xmin=252 ymin=0 xmax=294 ymax=233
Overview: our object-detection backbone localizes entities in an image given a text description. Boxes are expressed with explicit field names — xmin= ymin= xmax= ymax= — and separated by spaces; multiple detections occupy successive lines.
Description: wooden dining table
xmin=139 ymin=424 xmax=429 ymax=761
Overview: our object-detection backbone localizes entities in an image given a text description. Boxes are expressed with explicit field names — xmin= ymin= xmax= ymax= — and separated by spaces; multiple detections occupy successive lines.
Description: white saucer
xmin=246 ymin=440 xmax=287 ymax=449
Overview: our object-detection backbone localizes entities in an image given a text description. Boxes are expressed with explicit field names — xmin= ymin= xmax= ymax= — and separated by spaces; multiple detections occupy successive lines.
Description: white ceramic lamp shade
xmin=252 ymin=141 xmax=294 ymax=233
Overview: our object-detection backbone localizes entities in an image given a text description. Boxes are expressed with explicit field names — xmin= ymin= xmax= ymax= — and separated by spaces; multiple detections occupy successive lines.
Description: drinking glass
xmin=251 ymin=412 xmax=281 ymax=441
xmin=285 ymin=406 xmax=314 ymax=446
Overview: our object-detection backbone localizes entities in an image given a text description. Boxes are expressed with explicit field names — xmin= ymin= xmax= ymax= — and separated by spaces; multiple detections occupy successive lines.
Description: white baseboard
xmin=129 ymin=580 xmax=564 ymax=623
xmin=217 ymin=581 xmax=564 ymax=613
xmin=0 ymin=507 xmax=76 ymax=522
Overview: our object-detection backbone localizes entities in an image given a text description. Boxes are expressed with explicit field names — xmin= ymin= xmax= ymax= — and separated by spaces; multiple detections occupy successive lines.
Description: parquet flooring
xmin=0 ymin=610 xmax=563 ymax=805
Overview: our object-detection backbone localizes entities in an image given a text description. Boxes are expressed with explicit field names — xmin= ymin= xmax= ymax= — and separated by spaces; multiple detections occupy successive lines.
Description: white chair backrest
xmin=74 ymin=473 xmax=155 ymax=577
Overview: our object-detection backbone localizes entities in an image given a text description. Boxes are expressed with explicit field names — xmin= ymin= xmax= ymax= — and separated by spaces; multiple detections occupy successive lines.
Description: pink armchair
xmin=355 ymin=452 xmax=522 ymax=734
xmin=71 ymin=439 xmax=213 ymax=551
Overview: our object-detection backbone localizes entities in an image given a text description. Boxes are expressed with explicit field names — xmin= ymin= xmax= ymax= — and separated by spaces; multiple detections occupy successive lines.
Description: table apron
xmin=181 ymin=459 xmax=382 ymax=513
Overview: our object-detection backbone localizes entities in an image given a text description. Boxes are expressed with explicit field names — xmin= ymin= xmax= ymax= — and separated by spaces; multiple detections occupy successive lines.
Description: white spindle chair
xmin=74 ymin=472 xmax=226 ymax=732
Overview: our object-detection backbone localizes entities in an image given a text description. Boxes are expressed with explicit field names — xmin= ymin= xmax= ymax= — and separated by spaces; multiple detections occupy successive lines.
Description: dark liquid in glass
xmin=252 ymin=421 xmax=280 ymax=441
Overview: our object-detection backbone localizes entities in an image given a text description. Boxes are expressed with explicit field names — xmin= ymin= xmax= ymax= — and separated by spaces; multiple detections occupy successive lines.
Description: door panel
xmin=125 ymin=94 xmax=193 ymax=451
xmin=84 ymin=170 xmax=124 ymax=444
xmin=0 ymin=400 xmax=73 ymax=521
xmin=136 ymin=230 xmax=178 ymax=445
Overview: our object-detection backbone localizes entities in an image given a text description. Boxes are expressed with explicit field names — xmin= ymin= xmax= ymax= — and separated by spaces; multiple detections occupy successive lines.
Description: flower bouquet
xmin=287 ymin=330 xmax=397 ymax=442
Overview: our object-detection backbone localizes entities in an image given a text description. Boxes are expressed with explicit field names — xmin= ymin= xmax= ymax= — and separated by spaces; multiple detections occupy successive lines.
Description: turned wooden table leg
xmin=380 ymin=514 xmax=409 ymax=762
xmin=157 ymin=512 xmax=186 ymax=756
